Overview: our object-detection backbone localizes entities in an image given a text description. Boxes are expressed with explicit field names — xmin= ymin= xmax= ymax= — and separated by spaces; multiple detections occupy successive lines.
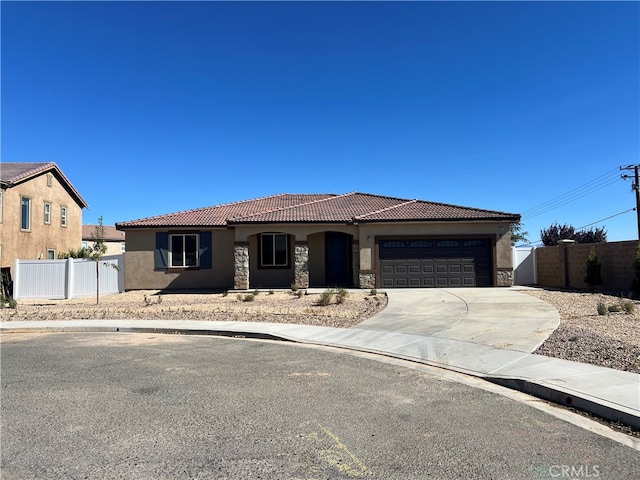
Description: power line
xmin=576 ymin=207 xmax=636 ymax=230
xmin=521 ymin=168 xmax=621 ymax=219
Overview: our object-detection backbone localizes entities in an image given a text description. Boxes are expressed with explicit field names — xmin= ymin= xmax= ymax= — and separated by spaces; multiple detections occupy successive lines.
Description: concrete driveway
xmin=356 ymin=287 xmax=560 ymax=353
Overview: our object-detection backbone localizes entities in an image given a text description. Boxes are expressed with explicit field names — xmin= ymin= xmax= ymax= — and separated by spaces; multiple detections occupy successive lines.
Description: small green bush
xmin=243 ymin=293 xmax=255 ymax=302
xmin=597 ymin=302 xmax=607 ymax=316
xmin=290 ymin=282 xmax=299 ymax=292
xmin=318 ymin=289 xmax=333 ymax=306
xmin=336 ymin=288 xmax=348 ymax=304
xmin=608 ymin=304 xmax=622 ymax=313
xmin=253 ymin=289 xmax=260 ymax=296
xmin=222 ymin=290 xmax=228 ymax=297
xmin=0 ymin=294 xmax=17 ymax=309
xmin=370 ymin=289 xmax=378 ymax=296
xmin=296 ymin=290 xmax=304 ymax=298
xmin=236 ymin=294 xmax=243 ymax=302
xmin=623 ymin=301 xmax=635 ymax=314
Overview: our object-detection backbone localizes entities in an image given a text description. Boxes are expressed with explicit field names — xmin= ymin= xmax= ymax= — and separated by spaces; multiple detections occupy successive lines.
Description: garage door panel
xmin=380 ymin=238 xmax=491 ymax=288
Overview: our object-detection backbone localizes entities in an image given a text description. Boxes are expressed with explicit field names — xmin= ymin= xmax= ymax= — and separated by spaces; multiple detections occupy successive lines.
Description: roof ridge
xmin=118 ymin=193 xmax=291 ymax=225
xmin=227 ymin=192 xmax=344 ymax=222
xmin=354 ymin=199 xmax=418 ymax=220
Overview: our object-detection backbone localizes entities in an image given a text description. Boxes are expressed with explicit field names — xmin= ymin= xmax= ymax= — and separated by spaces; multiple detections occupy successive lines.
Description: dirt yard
xmin=1 ymin=289 xmax=387 ymax=329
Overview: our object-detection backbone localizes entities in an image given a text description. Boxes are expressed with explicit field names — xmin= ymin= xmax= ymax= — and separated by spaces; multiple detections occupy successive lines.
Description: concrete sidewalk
xmin=1 ymin=288 xmax=639 ymax=430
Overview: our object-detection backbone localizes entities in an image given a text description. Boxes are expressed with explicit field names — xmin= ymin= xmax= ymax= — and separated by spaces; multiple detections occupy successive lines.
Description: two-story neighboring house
xmin=82 ymin=224 xmax=126 ymax=256
xmin=0 ymin=162 xmax=89 ymax=273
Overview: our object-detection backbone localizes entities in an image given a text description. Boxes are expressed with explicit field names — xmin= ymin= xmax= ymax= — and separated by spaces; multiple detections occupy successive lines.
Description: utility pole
xmin=621 ymin=164 xmax=640 ymax=239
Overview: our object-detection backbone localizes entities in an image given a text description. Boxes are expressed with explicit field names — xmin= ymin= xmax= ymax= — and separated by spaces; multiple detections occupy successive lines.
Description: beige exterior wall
xmin=124 ymin=229 xmax=235 ymax=290
xmin=0 ymin=172 xmax=83 ymax=270
xmin=121 ymin=220 xmax=515 ymax=290
xmin=83 ymin=240 xmax=125 ymax=256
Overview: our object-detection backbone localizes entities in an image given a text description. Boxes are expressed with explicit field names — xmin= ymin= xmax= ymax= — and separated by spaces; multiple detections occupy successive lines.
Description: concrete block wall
xmin=536 ymin=240 xmax=639 ymax=292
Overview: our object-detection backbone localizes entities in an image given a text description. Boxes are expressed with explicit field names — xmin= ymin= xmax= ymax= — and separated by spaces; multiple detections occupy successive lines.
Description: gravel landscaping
xmin=3 ymin=287 xmax=639 ymax=374
xmin=523 ymin=289 xmax=640 ymax=374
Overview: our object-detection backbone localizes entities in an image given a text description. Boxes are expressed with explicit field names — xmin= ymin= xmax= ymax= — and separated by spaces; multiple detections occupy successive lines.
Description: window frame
xmin=260 ymin=233 xmax=289 ymax=268
xmin=47 ymin=249 xmax=56 ymax=260
xmin=44 ymin=202 xmax=51 ymax=225
xmin=169 ymin=233 xmax=200 ymax=268
xmin=61 ymin=206 xmax=68 ymax=227
xmin=21 ymin=196 xmax=31 ymax=231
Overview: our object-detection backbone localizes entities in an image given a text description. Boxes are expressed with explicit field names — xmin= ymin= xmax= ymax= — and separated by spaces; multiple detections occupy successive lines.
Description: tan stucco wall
xmin=124 ymin=229 xmax=235 ymax=290
xmin=121 ymin=220 xmax=515 ymax=290
xmin=0 ymin=172 xmax=83 ymax=269
xmin=83 ymin=240 xmax=125 ymax=256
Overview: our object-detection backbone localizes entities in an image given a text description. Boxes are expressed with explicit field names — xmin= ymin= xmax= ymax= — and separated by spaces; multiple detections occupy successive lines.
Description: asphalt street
xmin=1 ymin=332 xmax=638 ymax=479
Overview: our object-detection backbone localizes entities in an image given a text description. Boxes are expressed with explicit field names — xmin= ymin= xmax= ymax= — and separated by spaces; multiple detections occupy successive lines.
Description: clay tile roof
xmin=117 ymin=192 xmax=520 ymax=229
xmin=82 ymin=225 xmax=126 ymax=242
xmin=1 ymin=162 xmax=89 ymax=209
xmin=116 ymin=194 xmax=335 ymax=228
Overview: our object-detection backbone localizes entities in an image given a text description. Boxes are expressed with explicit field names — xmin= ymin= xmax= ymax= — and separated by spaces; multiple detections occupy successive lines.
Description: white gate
xmin=512 ymin=247 xmax=537 ymax=286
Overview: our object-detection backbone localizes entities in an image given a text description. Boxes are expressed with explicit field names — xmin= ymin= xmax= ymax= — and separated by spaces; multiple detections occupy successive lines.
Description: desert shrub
xmin=597 ymin=302 xmax=607 ymax=316
xmin=370 ymin=289 xmax=378 ymax=296
xmin=296 ymin=290 xmax=304 ymax=298
xmin=0 ymin=294 xmax=17 ymax=309
xmin=318 ymin=289 xmax=334 ymax=306
xmin=623 ymin=301 xmax=635 ymax=314
xmin=253 ymin=289 xmax=260 ymax=296
xmin=290 ymin=282 xmax=299 ymax=292
xmin=222 ymin=290 xmax=228 ymax=297
xmin=243 ymin=294 xmax=255 ymax=302
xmin=336 ymin=288 xmax=348 ymax=304
xmin=236 ymin=294 xmax=243 ymax=301
xmin=608 ymin=304 xmax=622 ymax=313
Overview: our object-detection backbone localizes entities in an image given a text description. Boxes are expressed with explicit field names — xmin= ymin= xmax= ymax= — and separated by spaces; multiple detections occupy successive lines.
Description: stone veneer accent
xmin=294 ymin=244 xmax=309 ymax=288
xmin=497 ymin=268 xmax=514 ymax=287
xmin=359 ymin=272 xmax=376 ymax=289
xmin=234 ymin=244 xmax=249 ymax=290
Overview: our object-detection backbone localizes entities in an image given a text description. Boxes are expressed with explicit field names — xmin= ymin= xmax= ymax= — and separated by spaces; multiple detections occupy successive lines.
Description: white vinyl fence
xmin=512 ymin=247 xmax=537 ymax=286
xmin=13 ymin=254 xmax=124 ymax=300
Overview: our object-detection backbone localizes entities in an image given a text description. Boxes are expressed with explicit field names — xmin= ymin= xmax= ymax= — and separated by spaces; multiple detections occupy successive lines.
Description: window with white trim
xmin=170 ymin=233 xmax=199 ymax=268
xmin=21 ymin=197 xmax=31 ymax=230
xmin=61 ymin=207 xmax=67 ymax=227
xmin=260 ymin=233 xmax=288 ymax=267
xmin=44 ymin=202 xmax=51 ymax=224
xmin=47 ymin=249 xmax=56 ymax=260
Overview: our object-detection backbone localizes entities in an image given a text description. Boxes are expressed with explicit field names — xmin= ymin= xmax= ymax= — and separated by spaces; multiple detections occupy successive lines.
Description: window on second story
xmin=44 ymin=202 xmax=51 ymax=224
xmin=21 ymin=197 xmax=31 ymax=230
xmin=61 ymin=207 xmax=67 ymax=227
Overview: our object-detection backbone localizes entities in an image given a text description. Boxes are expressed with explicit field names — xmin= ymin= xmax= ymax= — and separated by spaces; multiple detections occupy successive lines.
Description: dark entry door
xmin=326 ymin=232 xmax=352 ymax=286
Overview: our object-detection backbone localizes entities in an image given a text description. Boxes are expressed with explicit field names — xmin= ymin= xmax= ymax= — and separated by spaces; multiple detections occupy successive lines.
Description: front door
xmin=326 ymin=232 xmax=352 ymax=286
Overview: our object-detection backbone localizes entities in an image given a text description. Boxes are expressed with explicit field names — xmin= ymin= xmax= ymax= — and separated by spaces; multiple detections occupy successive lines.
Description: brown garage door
xmin=379 ymin=239 xmax=491 ymax=288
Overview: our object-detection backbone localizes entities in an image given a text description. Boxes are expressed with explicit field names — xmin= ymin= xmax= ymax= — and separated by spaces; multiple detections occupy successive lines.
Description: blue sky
xmin=2 ymin=1 xmax=639 ymax=243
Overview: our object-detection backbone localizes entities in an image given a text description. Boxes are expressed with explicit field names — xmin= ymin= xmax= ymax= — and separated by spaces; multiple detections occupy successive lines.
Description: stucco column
xmin=234 ymin=243 xmax=249 ymax=290
xmin=294 ymin=243 xmax=309 ymax=289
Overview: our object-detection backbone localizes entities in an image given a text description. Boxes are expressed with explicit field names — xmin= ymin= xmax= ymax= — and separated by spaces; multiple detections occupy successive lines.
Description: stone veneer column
xmin=497 ymin=268 xmax=514 ymax=287
xmin=359 ymin=272 xmax=376 ymax=289
xmin=234 ymin=243 xmax=249 ymax=290
xmin=294 ymin=243 xmax=309 ymax=289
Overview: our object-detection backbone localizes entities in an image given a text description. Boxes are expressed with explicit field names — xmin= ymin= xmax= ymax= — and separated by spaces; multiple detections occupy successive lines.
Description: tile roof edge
xmin=3 ymin=162 xmax=89 ymax=210
xmin=227 ymin=192 xmax=345 ymax=223
xmin=115 ymin=193 xmax=293 ymax=227
xmin=412 ymin=198 xmax=520 ymax=217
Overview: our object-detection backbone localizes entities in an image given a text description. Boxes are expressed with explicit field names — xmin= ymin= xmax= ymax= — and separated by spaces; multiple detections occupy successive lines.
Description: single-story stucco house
xmin=115 ymin=192 xmax=520 ymax=291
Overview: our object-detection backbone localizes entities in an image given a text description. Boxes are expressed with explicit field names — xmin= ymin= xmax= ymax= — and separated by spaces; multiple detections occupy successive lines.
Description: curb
xmin=2 ymin=324 xmax=639 ymax=430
